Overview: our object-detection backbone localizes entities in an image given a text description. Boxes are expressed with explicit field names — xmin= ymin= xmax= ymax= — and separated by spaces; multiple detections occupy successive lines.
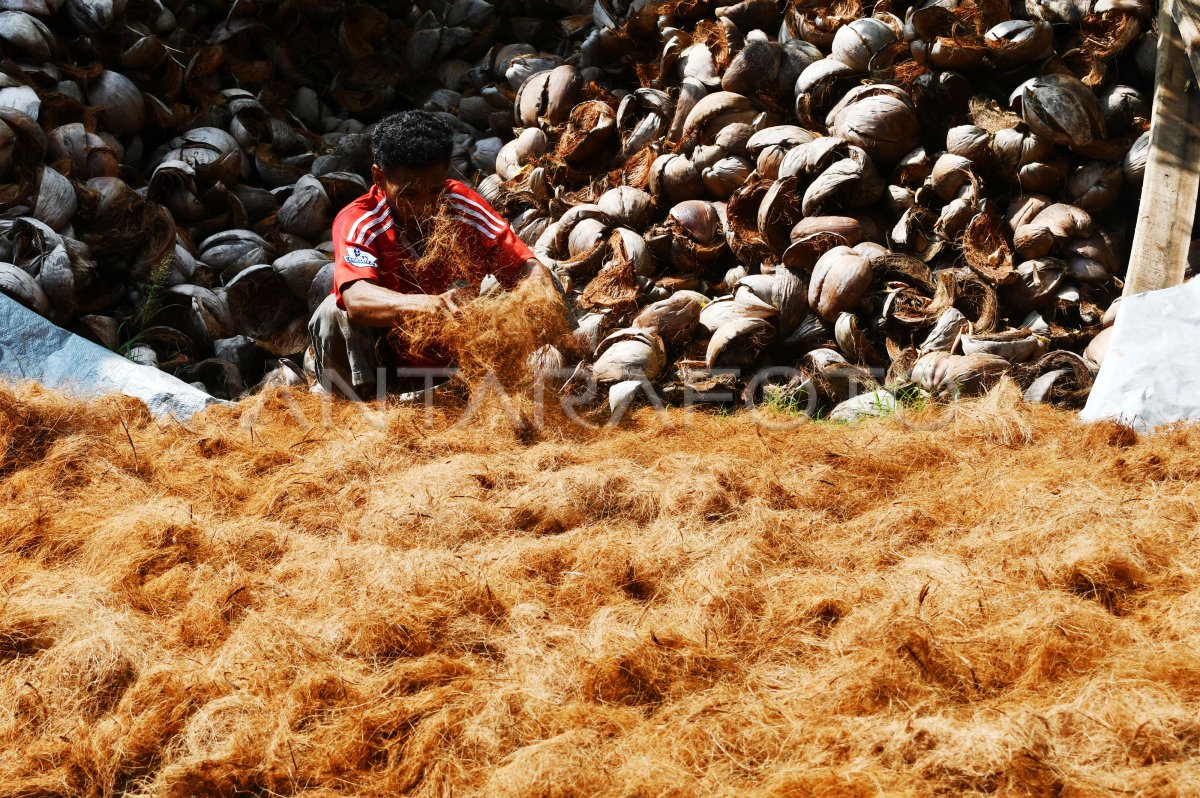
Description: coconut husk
xmin=783 ymin=232 xmax=852 ymax=274
xmin=949 ymin=270 xmax=1000 ymax=333
xmin=406 ymin=211 xmax=508 ymax=287
xmin=871 ymin=253 xmax=936 ymax=294
xmin=758 ymin=176 xmax=806 ymax=257
xmin=1013 ymin=350 xmax=1095 ymax=407
xmin=1081 ymin=11 xmax=1143 ymax=62
xmin=884 ymin=344 xmax=921 ymax=386
xmin=881 ymin=276 xmax=955 ymax=329
xmin=396 ymin=277 xmax=571 ymax=394
xmin=673 ymin=358 xmax=740 ymax=396
xmin=967 ymin=95 xmax=1021 ymax=133
xmin=692 ymin=19 xmax=734 ymax=72
xmin=578 ymin=258 xmax=645 ymax=317
xmin=726 ymin=177 xmax=773 ymax=266
xmin=608 ymin=145 xmax=657 ymax=189
xmin=962 ymin=206 xmax=1016 ymax=285
xmin=555 ymin=100 xmax=618 ymax=169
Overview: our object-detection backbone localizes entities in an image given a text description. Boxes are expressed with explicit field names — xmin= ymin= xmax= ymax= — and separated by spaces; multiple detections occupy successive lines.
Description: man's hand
xmin=518 ymin=258 xmax=561 ymax=299
xmin=343 ymin=280 xmax=461 ymax=327
xmin=440 ymin=286 xmax=477 ymax=315
xmin=400 ymin=291 xmax=461 ymax=320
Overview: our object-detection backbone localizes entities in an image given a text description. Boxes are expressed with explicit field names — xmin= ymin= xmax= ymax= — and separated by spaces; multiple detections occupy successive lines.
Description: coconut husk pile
xmin=0 ymin=0 xmax=586 ymax=397
xmin=0 ymin=0 xmax=1179 ymax=413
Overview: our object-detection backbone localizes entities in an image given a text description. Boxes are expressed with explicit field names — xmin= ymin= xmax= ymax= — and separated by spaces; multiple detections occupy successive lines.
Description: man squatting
xmin=307 ymin=110 xmax=558 ymax=398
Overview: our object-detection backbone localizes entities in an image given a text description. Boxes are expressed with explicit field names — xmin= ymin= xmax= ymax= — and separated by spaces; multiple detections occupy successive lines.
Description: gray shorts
xmin=307 ymin=294 xmax=452 ymax=400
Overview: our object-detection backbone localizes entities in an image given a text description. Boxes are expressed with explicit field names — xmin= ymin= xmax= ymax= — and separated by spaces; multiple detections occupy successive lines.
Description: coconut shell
xmin=495 ymin=127 xmax=548 ymax=180
xmin=1083 ymin=326 xmax=1113 ymax=371
xmin=30 ymin=166 xmax=76 ymax=232
xmin=918 ymin=308 xmax=970 ymax=353
xmin=1010 ymin=74 xmax=1106 ymax=149
xmin=649 ymin=153 xmax=704 ymax=206
xmin=706 ymin=316 xmax=775 ymax=369
xmin=804 ymin=348 xmax=876 ymax=405
xmin=592 ymin=329 xmax=667 ymax=383
xmin=831 ymin=17 xmax=896 ymax=72
xmin=631 ymin=292 xmax=703 ymax=348
xmin=274 ymin=249 xmax=331 ymax=300
xmin=87 ymin=69 xmax=144 ymax=136
xmin=155 ymin=284 xmax=234 ymax=346
xmin=557 ymin=100 xmax=618 ymax=167
xmin=515 ymin=65 xmax=582 ymax=127
xmin=0 ymin=10 xmax=55 ymax=61
xmin=225 ymin=263 xmax=304 ymax=341
xmin=757 ymin=176 xmax=806 ymax=255
xmin=278 ymin=175 xmax=331 ymax=242
xmin=722 ymin=32 xmax=782 ymax=95
xmin=679 ymin=91 xmax=758 ymax=149
xmin=791 ymin=217 xmax=862 ymax=248
xmin=598 ymin=186 xmax=653 ymax=229
xmin=698 ymin=295 xmax=778 ymax=334
xmin=0 ymin=261 xmax=50 ymax=315
xmin=808 ymin=246 xmax=872 ymax=321
xmin=668 ymin=200 xmax=721 ymax=244
xmin=1124 ymin=131 xmax=1150 ymax=186
xmin=200 ymin=229 xmax=277 ymax=282
xmin=736 ymin=267 xmax=808 ymax=334
xmin=986 ymin=19 xmax=1053 ymax=68
xmin=912 ymin=351 xmax=1010 ymax=396
xmin=946 ymin=125 xmax=993 ymax=165
xmin=1066 ymin=162 xmax=1123 ymax=213
xmin=960 ymin=328 xmax=1046 ymax=362
xmin=826 ymin=84 xmax=920 ymax=165
xmin=702 ymin=156 xmax=753 ymax=199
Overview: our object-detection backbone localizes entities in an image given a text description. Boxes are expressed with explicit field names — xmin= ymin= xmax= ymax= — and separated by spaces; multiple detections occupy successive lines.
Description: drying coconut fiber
xmin=2 ymin=382 xmax=1200 ymax=795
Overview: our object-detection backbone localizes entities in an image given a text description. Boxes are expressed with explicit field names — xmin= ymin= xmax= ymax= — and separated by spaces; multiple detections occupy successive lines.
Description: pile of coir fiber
xmin=0 ymin=383 xmax=1198 ymax=796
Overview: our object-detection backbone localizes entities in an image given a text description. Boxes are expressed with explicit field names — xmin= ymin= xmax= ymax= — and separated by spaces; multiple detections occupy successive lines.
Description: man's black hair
xmin=371 ymin=110 xmax=453 ymax=171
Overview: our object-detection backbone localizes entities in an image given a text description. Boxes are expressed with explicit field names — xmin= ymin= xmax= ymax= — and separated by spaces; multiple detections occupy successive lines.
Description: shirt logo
xmin=344 ymin=247 xmax=378 ymax=269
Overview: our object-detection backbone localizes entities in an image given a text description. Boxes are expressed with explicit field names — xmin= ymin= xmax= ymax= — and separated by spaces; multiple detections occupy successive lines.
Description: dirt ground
xmin=1 ymin=382 xmax=1197 ymax=797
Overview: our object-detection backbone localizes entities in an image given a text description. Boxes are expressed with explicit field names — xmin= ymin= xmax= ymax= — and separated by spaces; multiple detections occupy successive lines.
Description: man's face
xmin=372 ymin=162 xmax=448 ymax=232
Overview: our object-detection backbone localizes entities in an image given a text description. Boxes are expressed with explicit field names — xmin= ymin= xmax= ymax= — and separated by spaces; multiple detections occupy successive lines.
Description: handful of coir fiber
xmin=390 ymin=275 xmax=571 ymax=394
xmin=386 ymin=210 xmax=571 ymax=394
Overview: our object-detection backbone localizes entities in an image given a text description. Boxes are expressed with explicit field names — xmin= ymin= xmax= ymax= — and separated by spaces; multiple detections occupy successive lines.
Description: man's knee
xmin=308 ymin=293 xmax=347 ymax=341
xmin=307 ymin=294 xmax=379 ymax=398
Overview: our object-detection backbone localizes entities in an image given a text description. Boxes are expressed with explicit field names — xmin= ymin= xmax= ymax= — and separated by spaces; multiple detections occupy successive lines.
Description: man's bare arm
xmin=341 ymin=280 xmax=458 ymax=327
xmin=345 ymin=260 xmax=556 ymax=327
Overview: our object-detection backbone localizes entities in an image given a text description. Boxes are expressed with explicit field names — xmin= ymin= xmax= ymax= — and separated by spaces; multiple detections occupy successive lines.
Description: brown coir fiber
xmin=392 ymin=274 xmax=571 ymax=394
xmin=405 ymin=210 xmax=490 ymax=285
xmin=1 ymin=381 xmax=1200 ymax=796
xmin=385 ymin=208 xmax=571 ymax=397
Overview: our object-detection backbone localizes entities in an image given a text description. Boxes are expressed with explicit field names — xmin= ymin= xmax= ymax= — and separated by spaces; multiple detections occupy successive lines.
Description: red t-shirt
xmin=331 ymin=179 xmax=533 ymax=310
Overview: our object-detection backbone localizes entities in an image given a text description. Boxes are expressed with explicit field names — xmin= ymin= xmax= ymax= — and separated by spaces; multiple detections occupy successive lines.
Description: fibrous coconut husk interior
xmin=2 ymin=380 xmax=1199 ymax=795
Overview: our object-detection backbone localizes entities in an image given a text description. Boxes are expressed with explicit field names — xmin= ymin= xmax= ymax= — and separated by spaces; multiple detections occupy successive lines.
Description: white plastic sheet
xmin=1080 ymin=279 xmax=1200 ymax=432
xmin=0 ymin=295 xmax=224 ymax=420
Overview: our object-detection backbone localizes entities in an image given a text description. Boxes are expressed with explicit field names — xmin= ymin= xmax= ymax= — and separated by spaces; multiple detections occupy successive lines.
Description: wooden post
xmin=1172 ymin=0 xmax=1200 ymax=82
xmin=1123 ymin=0 xmax=1200 ymax=296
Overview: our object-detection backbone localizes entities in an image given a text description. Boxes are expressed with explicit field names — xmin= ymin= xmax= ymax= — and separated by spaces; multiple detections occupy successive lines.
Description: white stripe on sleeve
xmin=447 ymin=200 xmax=505 ymax=233
xmin=448 ymin=194 xmax=506 ymax=229
xmin=353 ymin=206 xmax=393 ymax=245
xmin=451 ymin=214 xmax=500 ymax=240
xmin=346 ymin=197 xmax=387 ymax=243
xmin=363 ymin=219 xmax=395 ymax=247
